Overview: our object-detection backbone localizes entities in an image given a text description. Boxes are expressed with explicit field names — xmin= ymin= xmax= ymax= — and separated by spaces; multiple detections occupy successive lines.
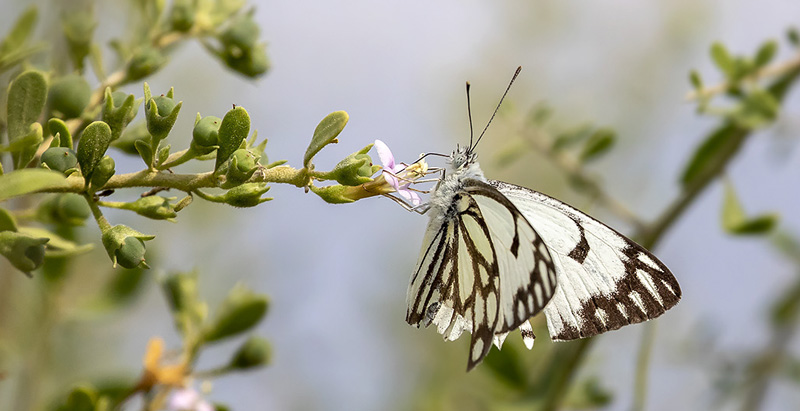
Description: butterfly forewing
xmin=406 ymin=179 xmax=558 ymax=370
xmin=488 ymin=180 xmax=681 ymax=341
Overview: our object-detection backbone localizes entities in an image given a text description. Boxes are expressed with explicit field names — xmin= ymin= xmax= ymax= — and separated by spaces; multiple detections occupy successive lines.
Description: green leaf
xmin=48 ymin=118 xmax=74 ymax=148
xmin=0 ymin=123 xmax=42 ymax=153
xmin=203 ymin=286 xmax=268 ymax=343
xmin=303 ymin=111 xmax=349 ymax=168
xmin=721 ymin=180 xmax=778 ymax=235
xmin=77 ymin=121 xmax=113 ymax=183
xmin=551 ymin=124 xmax=593 ymax=152
xmin=0 ymin=207 xmax=18 ymax=231
xmin=788 ymin=28 xmax=800 ymax=47
xmin=482 ymin=342 xmax=527 ymax=389
xmin=62 ymin=383 xmax=98 ymax=411
xmin=754 ymin=40 xmax=778 ymax=68
xmin=733 ymin=88 xmax=780 ymax=128
xmin=689 ymin=70 xmax=703 ymax=90
xmin=215 ymin=106 xmax=251 ymax=172
xmin=134 ymin=139 xmax=153 ymax=168
xmin=7 ymin=70 xmax=47 ymax=169
xmin=0 ymin=5 xmax=38 ymax=56
xmin=710 ymin=42 xmax=734 ymax=78
xmin=579 ymin=128 xmax=616 ymax=162
xmin=680 ymin=124 xmax=745 ymax=188
xmin=0 ymin=169 xmax=68 ymax=202
xmin=771 ymin=281 xmax=800 ymax=326
xmin=229 ymin=336 xmax=272 ymax=370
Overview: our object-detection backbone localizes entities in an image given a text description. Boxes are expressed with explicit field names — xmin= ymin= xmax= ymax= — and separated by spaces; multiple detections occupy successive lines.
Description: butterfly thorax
xmin=427 ymin=149 xmax=486 ymax=224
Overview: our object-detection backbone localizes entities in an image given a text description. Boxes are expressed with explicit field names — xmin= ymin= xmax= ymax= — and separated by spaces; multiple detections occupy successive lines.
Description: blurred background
xmin=2 ymin=0 xmax=800 ymax=410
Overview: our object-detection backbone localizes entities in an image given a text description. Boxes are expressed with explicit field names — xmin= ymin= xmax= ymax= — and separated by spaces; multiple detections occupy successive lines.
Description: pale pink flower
xmin=374 ymin=139 xmax=422 ymax=206
xmin=168 ymin=388 xmax=214 ymax=411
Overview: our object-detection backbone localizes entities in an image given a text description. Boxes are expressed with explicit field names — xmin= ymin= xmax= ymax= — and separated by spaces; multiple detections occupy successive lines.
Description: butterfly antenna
xmin=470 ymin=66 xmax=522 ymax=152
xmin=466 ymin=81 xmax=474 ymax=149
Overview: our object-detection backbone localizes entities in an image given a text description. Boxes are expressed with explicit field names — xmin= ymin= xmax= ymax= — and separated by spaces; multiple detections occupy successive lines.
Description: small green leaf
xmin=303 ymin=111 xmax=349 ymax=168
xmin=788 ymin=28 xmax=800 ymax=47
xmin=215 ymin=106 xmax=251 ymax=172
xmin=710 ymin=42 xmax=734 ymax=78
xmin=482 ymin=343 xmax=526 ymax=389
xmin=229 ymin=336 xmax=271 ymax=370
xmin=0 ymin=5 xmax=38 ymax=56
xmin=0 ymin=208 xmax=18 ymax=231
xmin=579 ymin=128 xmax=616 ymax=162
xmin=77 ymin=121 xmax=113 ymax=182
xmin=551 ymin=124 xmax=593 ymax=152
xmin=754 ymin=40 xmax=778 ymax=68
xmin=680 ymin=124 xmax=746 ymax=188
xmin=48 ymin=118 xmax=74 ymax=148
xmin=7 ymin=70 xmax=47 ymax=169
xmin=0 ymin=123 xmax=42 ymax=153
xmin=0 ymin=169 xmax=68 ymax=202
xmin=721 ymin=180 xmax=778 ymax=235
xmin=61 ymin=10 xmax=96 ymax=72
xmin=771 ymin=280 xmax=800 ymax=326
xmin=63 ymin=383 xmax=98 ymax=411
xmin=134 ymin=139 xmax=154 ymax=168
xmin=203 ymin=286 xmax=269 ymax=343
xmin=689 ymin=70 xmax=703 ymax=90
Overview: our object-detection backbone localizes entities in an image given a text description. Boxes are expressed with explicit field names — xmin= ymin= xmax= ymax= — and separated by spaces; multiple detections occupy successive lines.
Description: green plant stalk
xmin=83 ymin=193 xmax=111 ymax=232
xmin=38 ymin=165 xmax=313 ymax=195
xmin=536 ymin=65 xmax=800 ymax=411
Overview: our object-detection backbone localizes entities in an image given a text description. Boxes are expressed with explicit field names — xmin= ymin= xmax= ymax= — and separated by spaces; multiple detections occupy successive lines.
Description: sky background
xmin=3 ymin=0 xmax=800 ymax=410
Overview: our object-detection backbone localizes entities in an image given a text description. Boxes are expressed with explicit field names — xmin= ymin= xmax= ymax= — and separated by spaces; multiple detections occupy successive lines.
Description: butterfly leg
xmin=381 ymin=193 xmax=430 ymax=214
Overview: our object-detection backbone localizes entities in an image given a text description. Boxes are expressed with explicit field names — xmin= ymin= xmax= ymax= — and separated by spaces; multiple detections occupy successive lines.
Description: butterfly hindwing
xmin=406 ymin=179 xmax=557 ymax=370
xmin=488 ymin=180 xmax=682 ymax=341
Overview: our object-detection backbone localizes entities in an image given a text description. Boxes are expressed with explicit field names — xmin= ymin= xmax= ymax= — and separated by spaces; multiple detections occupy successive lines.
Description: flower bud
xmin=127 ymin=48 xmax=166 ymax=81
xmin=41 ymin=147 xmax=78 ymax=174
xmin=90 ymin=155 xmax=116 ymax=189
xmin=220 ymin=45 xmax=270 ymax=78
xmin=229 ymin=336 xmax=271 ymax=369
xmin=203 ymin=286 xmax=269 ymax=343
xmin=48 ymin=74 xmax=91 ymax=119
xmin=191 ymin=115 xmax=221 ymax=154
xmin=124 ymin=195 xmax=178 ymax=221
xmin=0 ymin=231 xmax=49 ymax=276
xmin=145 ymin=93 xmax=182 ymax=142
xmin=170 ymin=0 xmax=196 ymax=32
xmin=219 ymin=14 xmax=260 ymax=52
xmin=103 ymin=88 xmax=141 ymax=141
xmin=221 ymin=183 xmax=271 ymax=207
xmin=327 ymin=144 xmax=380 ymax=186
xmin=101 ymin=225 xmax=154 ymax=269
xmin=219 ymin=148 xmax=259 ymax=188
xmin=38 ymin=193 xmax=91 ymax=225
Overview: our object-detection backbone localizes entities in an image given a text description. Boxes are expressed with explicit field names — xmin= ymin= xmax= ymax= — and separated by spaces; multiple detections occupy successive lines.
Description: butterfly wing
xmin=406 ymin=179 xmax=557 ymax=370
xmin=488 ymin=180 xmax=681 ymax=341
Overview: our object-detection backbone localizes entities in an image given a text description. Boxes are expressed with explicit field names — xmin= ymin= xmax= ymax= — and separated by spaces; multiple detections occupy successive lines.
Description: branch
xmin=685 ymin=52 xmax=800 ymax=101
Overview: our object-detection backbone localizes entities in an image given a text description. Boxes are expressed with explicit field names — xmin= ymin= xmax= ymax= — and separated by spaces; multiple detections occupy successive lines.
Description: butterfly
xmin=403 ymin=67 xmax=681 ymax=371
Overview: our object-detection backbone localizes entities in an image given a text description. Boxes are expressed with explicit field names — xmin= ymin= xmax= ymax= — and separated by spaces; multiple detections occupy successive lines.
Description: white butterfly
xmin=403 ymin=68 xmax=681 ymax=371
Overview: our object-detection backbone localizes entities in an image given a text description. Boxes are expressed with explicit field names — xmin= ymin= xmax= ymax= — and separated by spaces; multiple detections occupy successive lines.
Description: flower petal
xmin=168 ymin=388 xmax=199 ymax=409
xmin=383 ymin=171 xmax=399 ymax=190
xmin=398 ymin=188 xmax=422 ymax=206
xmin=373 ymin=139 xmax=395 ymax=170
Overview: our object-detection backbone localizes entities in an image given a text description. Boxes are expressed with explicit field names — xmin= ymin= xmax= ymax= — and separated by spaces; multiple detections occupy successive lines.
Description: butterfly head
xmin=449 ymin=145 xmax=476 ymax=172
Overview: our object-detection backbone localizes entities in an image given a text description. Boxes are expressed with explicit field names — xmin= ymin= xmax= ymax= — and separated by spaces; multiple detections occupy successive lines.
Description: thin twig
xmin=521 ymin=127 xmax=646 ymax=230
xmin=685 ymin=52 xmax=800 ymax=101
